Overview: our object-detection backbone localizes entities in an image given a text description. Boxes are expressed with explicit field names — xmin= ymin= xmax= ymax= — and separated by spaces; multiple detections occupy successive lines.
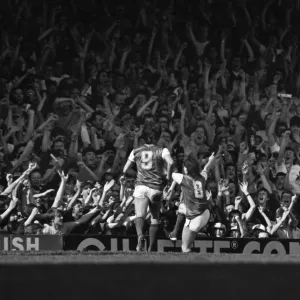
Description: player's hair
xmin=183 ymin=157 xmax=199 ymax=178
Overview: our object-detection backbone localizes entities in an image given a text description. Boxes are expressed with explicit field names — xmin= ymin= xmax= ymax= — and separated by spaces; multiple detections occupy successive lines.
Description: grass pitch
xmin=0 ymin=251 xmax=300 ymax=264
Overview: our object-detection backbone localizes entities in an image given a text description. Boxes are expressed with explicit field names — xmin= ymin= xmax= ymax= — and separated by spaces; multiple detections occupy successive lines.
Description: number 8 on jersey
xmin=193 ymin=180 xmax=204 ymax=199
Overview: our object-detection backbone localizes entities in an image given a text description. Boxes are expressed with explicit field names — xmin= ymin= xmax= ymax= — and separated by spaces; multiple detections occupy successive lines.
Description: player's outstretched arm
xmin=162 ymin=149 xmax=174 ymax=181
xmin=123 ymin=159 xmax=133 ymax=175
xmin=123 ymin=150 xmax=135 ymax=174
xmin=202 ymin=152 xmax=215 ymax=173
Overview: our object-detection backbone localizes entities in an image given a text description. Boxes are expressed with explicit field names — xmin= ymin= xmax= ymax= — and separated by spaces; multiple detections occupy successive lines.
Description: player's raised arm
xmin=123 ymin=149 xmax=135 ymax=174
xmin=202 ymin=152 xmax=215 ymax=172
xmin=201 ymin=152 xmax=215 ymax=180
xmin=162 ymin=148 xmax=174 ymax=181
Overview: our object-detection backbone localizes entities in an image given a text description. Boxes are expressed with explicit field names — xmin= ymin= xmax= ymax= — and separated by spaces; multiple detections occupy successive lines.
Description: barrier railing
xmin=63 ymin=235 xmax=300 ymax=255
xmin=0 ymin=234 xmax=299 ymax=255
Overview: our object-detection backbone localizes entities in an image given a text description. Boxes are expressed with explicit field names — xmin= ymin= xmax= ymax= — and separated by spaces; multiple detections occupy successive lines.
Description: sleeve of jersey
xmin=128 ymin=150 xmax=135 ymax=162
xmin=172 ymin=173 xmax=183 ymax=185
xmin=162 ymin=148 xmax=171 ymax=159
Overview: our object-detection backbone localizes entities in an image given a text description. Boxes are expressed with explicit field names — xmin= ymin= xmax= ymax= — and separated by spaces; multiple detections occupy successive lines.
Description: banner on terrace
xmin=0 ymin=234 xmax=10 ymax=251
xmin=63 ymin=235 xmax=300 ymax=255
xmin=0 ymin=235 xmax=63 ymax=251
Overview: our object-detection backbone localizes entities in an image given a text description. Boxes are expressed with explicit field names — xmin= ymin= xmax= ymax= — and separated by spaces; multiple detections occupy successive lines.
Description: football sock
xmin=148 ymin=224 xmax=159 ymax=251
xmin=170 ymin=213 xmax=185 ymax=238
xmin=135 ymin=217 xmax=144 ymax=237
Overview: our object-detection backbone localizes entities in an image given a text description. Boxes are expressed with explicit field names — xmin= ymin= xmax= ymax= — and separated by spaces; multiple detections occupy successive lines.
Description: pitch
xmin=1 ymin=251 xmax=300 ymax=264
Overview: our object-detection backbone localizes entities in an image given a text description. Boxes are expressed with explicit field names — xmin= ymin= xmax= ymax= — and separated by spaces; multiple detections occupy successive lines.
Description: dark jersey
xmin=176 ymin=174 xmax=209 ymax=220
xmin=128 ymin=145 xmax=170 ymax=191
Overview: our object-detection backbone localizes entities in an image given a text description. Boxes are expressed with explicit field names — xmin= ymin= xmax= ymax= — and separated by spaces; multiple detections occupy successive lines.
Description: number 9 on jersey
xmin=141 ymin=151 xmax=153 ymax=170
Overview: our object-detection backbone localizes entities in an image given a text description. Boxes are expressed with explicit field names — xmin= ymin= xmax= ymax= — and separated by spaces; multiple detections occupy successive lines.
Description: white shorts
xmin=184 ymin=209 xmax=210 ymax=232
xmin=133 ymin=185 xmax=163 ymax=203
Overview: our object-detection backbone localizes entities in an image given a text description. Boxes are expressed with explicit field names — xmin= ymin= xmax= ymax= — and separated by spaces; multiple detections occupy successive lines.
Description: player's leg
xmin=133 ymin=186 xmax=149 ymax=251
xmin=148 ymin=190 xmax=163 ymax=252
xmin=169 ymin=203 xmax=186 ymax=241
xmin=181 ymin=219 xmax=197 ymax=253
xmin=181 ymin=210 xmax=210 ymax=253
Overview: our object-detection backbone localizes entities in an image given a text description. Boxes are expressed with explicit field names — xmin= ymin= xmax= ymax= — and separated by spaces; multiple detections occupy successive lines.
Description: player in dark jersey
xmin=166 ymin=154 xmax=214 ymax=252
xmin=123 ymin=144 xmax=174 ymax=251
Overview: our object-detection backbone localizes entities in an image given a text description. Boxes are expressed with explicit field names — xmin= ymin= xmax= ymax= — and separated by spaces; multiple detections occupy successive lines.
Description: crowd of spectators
xmin=1 ymin=0 xmax=300 ymax=242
